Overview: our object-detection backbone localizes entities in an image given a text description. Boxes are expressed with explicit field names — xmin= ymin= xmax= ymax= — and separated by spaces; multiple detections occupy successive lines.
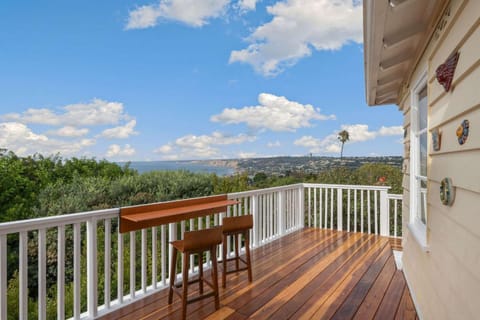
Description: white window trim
xmin=409 ymin=69 xmax=429 ymax=251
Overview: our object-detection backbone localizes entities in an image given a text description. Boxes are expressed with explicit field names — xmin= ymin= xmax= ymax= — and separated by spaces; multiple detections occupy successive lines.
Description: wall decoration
xmin=456 ymin=119 xmax=469 ymax=145
xmin=432 ymin=128 xmax=442 ymax=151
xmin=440 ymin=177 xmax=455 ymax=206
xmin=435 ymin=51 xmax=459 ymax=92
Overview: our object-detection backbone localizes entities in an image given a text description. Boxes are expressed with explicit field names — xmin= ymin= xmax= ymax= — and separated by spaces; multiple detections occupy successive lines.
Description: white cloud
xmin=48 ymin=126 xmax=89 ymax=137
xmin=106 ymin=144 xmax=136 ymax=158
xmin=99 ymin=120 xmax=138 ymax=139
xmin=237 ymin=151 xmax=257 ymax=158
xmin=211 ymin=93 xmax=335 ymax=132
xmin=126 ymin=0 xmax=229 ymax=29
xmin=267 ymin=140 xmax=281 ymax=148
xmin=155 ymin=131 xmax=256 ymax=159
xmin=2 ymin=99 xmax=129 ymax=127
xmin=378 ymin=125 xmax=404 ymax=136
xmin=0 ymin=122 xmax=96 ymax=157
xmin=156 ymin=144 xmax=174 ymax=154
xmin=0 ymin=99 xmax=138 ymax=158
xmin=236 ymin=0 xmax=258 ymax=12
xmin=229 ymin=0 xmax=363 ymax=76
xmin=294 ymin=124 xmax=403 ymax=154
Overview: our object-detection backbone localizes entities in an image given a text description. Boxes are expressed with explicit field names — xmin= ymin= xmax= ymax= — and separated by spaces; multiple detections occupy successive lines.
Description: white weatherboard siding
xmin=399 ymin=0 xmax=480 ymax=319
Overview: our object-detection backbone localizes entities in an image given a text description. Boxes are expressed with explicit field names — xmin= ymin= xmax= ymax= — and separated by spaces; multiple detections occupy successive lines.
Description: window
xmin=409 ymin=71 xmax=429 ymax=250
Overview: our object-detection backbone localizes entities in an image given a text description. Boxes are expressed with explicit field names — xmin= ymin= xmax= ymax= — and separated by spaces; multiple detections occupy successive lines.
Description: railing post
xmin=278 ymin=191 xmax=285 ymax=236
xmin=337 ymin=188 xmax=343 ymax=231
xmin=380 ymin=190 xmax=389 ymax=236
xmin=87 ymin=218 xmax=98 ymax=318
xmin=0 ymin=235 xmax=7 ymax=320
xmin=252 ymin=194 xmax=258 ymax=246
xmin=299 ymin=185 xmax=305 ymax=229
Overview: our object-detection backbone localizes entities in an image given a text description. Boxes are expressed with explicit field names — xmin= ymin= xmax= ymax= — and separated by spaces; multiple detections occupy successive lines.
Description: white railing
xmin=0 ymin=183 xmax=401 ymax=319
xmin=303 ymin=183 xmax=402 ymax=238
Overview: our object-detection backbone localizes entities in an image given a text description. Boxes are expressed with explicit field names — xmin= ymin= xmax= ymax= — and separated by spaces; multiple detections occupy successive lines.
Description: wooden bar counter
xmin=120 ymin=194 xmax=238 ymax=233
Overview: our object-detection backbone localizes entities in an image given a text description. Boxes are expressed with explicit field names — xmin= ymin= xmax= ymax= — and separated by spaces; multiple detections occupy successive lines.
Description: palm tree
xmin=338 ymin=130 xmax=350 ymax=160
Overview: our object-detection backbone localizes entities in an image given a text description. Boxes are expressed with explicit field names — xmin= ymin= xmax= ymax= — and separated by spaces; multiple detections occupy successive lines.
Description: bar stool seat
xmin=222 ymin=215 xmax=253 ymax=288
xmin=168 ymin=226 xmax=222 ymax=320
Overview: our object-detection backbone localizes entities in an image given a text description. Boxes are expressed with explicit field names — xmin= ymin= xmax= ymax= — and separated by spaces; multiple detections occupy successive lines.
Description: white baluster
xmin=117 ymin=231 xmax=124 ymax=304
xmin=0 ymin=234 xmax=6 ymax=320
xmin=152 ymin=226 xmax=157 ymax=289
xmin=19 ymin=231 xmax=28 ymax=320
xmin=57 ymin=225 xmax=65 ymax=319
xmin=104 ymin=220 xmax=111 ymax=309
xmin=347 ymin=189 xmax=351 ymax=232
xmin=141 ymin=229 xmax=147 ymax=294
xmin=74 ymin=223 xmax=81 ymax=319
xmin=374 ymin=191 xmax=378 ymax=234
xmin=129 ymin=231 xmax=136 ymax=299
xmin=337 ymin=188 xmax=343 ymax=231
xmin=38 ymin=228 xmax=46 ymax=320
xmin=87 ymin=218 xmax=98 ymax=318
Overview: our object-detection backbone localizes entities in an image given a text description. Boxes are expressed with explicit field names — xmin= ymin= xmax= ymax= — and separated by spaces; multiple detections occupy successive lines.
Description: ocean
xmin=120 ymin=161 xmax=236 ymax=176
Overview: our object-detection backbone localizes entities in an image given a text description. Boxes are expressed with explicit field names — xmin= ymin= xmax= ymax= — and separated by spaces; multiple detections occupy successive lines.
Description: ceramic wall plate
xmin=432 ymin=128 xmax=441 ymax=151
xmin=440 ymin=177 xmax=455 ymax=206
xmin=456 ymin=119 xmax=469 ymax=145
xmin=436 ymin=51 xmax=459 ymax=92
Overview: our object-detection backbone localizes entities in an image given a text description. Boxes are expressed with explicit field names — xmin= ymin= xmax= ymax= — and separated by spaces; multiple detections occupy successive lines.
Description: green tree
xmin=337 ymin=130 xmax=350 ymax=160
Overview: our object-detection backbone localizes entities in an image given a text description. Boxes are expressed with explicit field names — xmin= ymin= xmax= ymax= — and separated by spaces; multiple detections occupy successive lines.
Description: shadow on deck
xmin=99 ymin=228 xmax=416 ymax=320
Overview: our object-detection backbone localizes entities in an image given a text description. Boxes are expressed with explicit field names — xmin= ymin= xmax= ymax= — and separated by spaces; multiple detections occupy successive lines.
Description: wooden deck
xmin=99 ymin=228 xmax=417 ymax=320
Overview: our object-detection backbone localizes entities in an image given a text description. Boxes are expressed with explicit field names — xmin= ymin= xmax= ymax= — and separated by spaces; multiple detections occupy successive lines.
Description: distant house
xmin=364 ymin=0 xmax=479 ymax=319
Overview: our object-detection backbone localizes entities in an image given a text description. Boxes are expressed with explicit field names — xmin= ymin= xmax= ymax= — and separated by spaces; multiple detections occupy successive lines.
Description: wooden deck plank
xmin=394 ymin=285 xmax=418 ymax=320
xmin=305 ymin=243 xmax=392 ymax=320
xmin=224 ymin=231 xmax=347 ymax=310
xmin=352 ymin=254 xmax=397 ymax=319
xmin=96 ymin=228 xmax=417 ymax=320
xmin=228 ymin=232 xmax=352 ymax=316
xmin=203 ymin=307 xmax=235 ymax=320
xmin=247 ymin=233 xmax=368 ymax=319
xmin=148 ymin=229 xmax=337 ymax=320
xmin=276 ymin=235 xmax=387 ymax=320
xmin=374 ymin=270 xmax=406 ymax=320
xmin=108 ymin=229 xmax=327 ymax=320
xmin=330 ymin=248 xmax=393 ymax=320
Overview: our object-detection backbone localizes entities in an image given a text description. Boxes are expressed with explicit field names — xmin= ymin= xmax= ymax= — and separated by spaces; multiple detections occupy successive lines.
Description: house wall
xmin=399 ymin=0 xmax=480 ymax=319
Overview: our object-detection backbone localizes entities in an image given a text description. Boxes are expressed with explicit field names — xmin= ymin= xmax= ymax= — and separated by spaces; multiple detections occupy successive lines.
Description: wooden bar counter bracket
xmin=119 ymin=194 xmax=239 ymax=233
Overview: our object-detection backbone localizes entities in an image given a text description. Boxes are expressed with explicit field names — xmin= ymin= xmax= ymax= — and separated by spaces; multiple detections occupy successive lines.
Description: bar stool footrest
xmin=225 ymin=266 xmax=249 ymax=274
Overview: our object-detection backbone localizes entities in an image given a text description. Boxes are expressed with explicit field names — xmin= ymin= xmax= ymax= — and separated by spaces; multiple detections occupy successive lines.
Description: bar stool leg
xmin=181 ymin=252 xmax=189 ymax=320
xmin=211 ymin=246 xmax=220 ymax=310
xmin=245 ymin=231 xmax=252 ymax=282
xmin=168 ymin=247 xmax=178 ymax=304
xmin=222 ymin=234 xmax=227 ymax=288
xmin=198 ymin=253 xmax=204 ymax=294
xmin=234 ymin=234 xmax=240 ymax=270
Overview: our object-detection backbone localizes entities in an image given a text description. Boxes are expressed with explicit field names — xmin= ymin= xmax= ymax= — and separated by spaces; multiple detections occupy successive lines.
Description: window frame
xmin=409 ymin=69 xmax=429 ymax=251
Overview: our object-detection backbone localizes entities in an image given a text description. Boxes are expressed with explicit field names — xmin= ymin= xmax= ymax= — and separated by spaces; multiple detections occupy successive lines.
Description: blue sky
xmin=0 ymin=0 xmax=403 ymax=161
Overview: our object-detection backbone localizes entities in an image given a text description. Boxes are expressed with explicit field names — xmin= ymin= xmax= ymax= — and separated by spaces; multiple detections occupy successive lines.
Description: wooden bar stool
xmin=168 ymin=226 xmax=222 ymax=320
xmin=222 ymin=215 xmax=253 ymax=288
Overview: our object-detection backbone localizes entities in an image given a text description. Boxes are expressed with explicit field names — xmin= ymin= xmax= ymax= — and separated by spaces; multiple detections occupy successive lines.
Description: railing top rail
xmin=0 ymin=182 xmax=398 ymax=235
xmin=302 ymin=183 xmax=391 ymax=191
xmin=386 ymin=194 xmax=403 ymax=200
xmin=227 ymin=183 xmax=304 ymax=198
xmin=0 ymin=208 xmax=119 ymax=236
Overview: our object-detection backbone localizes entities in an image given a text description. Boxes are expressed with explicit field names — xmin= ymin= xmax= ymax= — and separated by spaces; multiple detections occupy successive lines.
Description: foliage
xmin=337 ymin=130 xmax=350 ymax=159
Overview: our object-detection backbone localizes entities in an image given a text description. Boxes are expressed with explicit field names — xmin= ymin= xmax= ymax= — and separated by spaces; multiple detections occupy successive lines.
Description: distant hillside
xmin=206 ymin=156 xmax=403 ymax=176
